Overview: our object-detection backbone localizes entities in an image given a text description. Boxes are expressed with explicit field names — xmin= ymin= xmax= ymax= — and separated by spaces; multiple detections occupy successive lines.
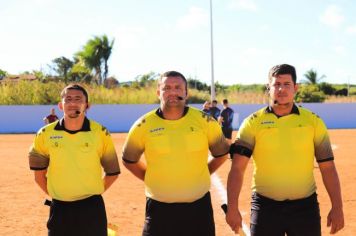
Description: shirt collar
xmin=265 ymin=103 xmax=300 ymax=117
xmin=54 ymin=117 xmax=91 ymax=134
xmin=156 ymin=106 xmax=189 ymax=119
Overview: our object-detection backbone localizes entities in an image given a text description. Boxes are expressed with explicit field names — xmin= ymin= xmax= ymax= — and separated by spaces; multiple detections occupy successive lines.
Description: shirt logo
xmin=260 ymin=121 xmax=274 ymax=125
xmin=50 ymin=135 xmax=63 ymax=139
xmin=150 ymin=127 xmax=165 ymax=133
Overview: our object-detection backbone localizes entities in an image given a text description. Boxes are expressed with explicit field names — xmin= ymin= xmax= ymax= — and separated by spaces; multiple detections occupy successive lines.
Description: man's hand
xmin=327 ymin=206 xmax=344 ymax=234
xmin=226 ymin=208 xmax=242 ymax=234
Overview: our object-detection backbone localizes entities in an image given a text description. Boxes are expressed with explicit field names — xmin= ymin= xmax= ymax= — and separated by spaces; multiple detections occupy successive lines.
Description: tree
xmin=52 ymin=57 xmax=74 ymax=84
xmin=71 ymin=57 xmax=92 ymax=83
xmin=318 ymin=82 xmax=336 ymax=95
xmin=187 ymin=78 xmax=209 ymax=91
xmin=100 ymin=35 xmax=115 ymax=83
xmin=32 ymin=70 xmax=45 ymax=81
xmin=134 ymin=72 xmax=159 ymax=87
xmin=0 ymin=69 xmax=7 ymax=79
xmin=76 ymin=35 xmax=114 ymax=84
xmin=303 ymin=69 xmax=326 ymax=84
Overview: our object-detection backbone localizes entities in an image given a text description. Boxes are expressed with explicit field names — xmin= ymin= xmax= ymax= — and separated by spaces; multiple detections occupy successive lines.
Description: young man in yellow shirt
xmin=226 ymin=64 xmax=344 ymax=235
xmin=29 ymin=84 xmax=120 ymax=236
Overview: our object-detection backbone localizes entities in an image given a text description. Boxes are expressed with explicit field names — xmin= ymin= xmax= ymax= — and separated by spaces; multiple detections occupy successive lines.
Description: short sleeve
xmin=236 ymin=115 xmax=256 ymax=147
xmin=313 ymin=115 xmax=334 ymax=162
xmin=28 ymin=129 xmax=50 ymax=170
xmin=100 ymin=127 xmax=120 ymax=175
xmin=208 ymin=117 xmax=230 ymax=157
xmin=122 ymin=118 xmax=146 ymax=163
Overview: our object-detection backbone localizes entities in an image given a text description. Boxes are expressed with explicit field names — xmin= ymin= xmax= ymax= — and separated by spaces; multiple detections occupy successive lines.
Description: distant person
xmin=202 ymin=100 xmax=211 ymax=115
xmin=226 ymin=64 xmax=344 ymax=235
xmin=218 ymin=99 xmax=234 ymax=143
xmin=29 ymin=84 xmax=120 ymax=236
xmin=43 ymin=108 xmax=59 ymax=124
xmin=122 ymin=71 xmax=230 ymax=236
xmin=209 ymin=99 xmax=221 ymax=120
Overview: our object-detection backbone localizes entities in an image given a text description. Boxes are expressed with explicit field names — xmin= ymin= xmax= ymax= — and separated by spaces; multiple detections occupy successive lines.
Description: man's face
xmin=157 ymin=76 xmax=187 ymax=108
xmin=59 ymin=89 xmax=88 ymax=118
xmin=269 ymin=74 xmax=298 ymax=106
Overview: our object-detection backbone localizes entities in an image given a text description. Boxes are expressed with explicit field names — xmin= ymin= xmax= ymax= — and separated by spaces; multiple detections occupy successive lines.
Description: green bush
xmin=296 ymin=84 xmax=326 ymax=103
xmin=0 ymin=80 xmax=63 ymax=105
xmin=1 ymin=79 xmax=354 ymax=105
xmin=318 ymin=82 xmax=336 ymax=95
xmin=349 ymin=86 xmax=356 ymax=96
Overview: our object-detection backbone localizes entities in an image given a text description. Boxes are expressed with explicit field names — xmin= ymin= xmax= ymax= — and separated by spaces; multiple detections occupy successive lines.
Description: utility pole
xmin=209 ymin=0 xmax=216 ymax=100
xmin=347 ymin=75 xmax=350 ymax=97
xmin=194 ymin=67 xmax=197 ymax=90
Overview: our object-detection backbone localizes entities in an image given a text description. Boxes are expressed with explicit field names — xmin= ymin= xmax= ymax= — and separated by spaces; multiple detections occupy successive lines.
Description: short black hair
xmin=268 ymin=64 xmax=297 ymax=84
xmin=222 ymin=99 xmax=228 ymax=104
xmin=158 ymin=70 xmax=187 ymax=93
xmin=60 ymin=84 xmax=89 ymax=103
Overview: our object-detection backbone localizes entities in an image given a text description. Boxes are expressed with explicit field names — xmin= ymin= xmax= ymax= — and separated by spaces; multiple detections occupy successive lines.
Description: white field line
xmin=332 ymin=144 xmax=338 ymax=150
xmin=210 ymin=156 xmax=250 ymax=236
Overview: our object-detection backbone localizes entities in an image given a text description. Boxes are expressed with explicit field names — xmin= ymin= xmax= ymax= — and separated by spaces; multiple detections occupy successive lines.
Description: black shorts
xmin=250 ymin=192 xmax=321 ymax=236
xmin=47 ymin=195 xmax=107 ymax=236
xmin=143 ymin=192 xmax=215 ymax=236
xmin=222 ymin=127 xmax=233 ymax=139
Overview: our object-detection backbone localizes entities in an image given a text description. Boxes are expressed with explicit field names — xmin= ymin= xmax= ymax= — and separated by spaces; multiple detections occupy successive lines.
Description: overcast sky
xmin=1 ymin=0 xmax=355 ymax=85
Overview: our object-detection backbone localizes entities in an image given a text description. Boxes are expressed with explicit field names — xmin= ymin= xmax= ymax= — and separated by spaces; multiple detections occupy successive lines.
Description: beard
xmin=67 ymin=111 xmax=80 ymax=119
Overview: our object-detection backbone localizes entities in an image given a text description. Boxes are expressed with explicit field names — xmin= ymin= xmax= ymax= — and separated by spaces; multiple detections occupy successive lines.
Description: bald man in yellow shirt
xmin=122 ymin=71 xmax=230 ymax=236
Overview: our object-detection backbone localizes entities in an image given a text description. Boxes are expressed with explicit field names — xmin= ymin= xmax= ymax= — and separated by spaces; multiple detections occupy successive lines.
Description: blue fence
xmin=1 ymin=103 xmax=355 ymax=133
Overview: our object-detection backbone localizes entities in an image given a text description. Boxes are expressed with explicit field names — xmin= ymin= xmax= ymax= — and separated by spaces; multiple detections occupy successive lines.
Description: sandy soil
xmin=0 ymin=130 xmax=355 ymax=235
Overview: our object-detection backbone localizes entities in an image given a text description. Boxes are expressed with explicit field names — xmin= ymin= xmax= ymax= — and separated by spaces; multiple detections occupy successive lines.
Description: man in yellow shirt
xmin=29 ymin=84 xmax=120 ymax=236
xmin=122 ymin=71 xmax=230 ymax=236
xmin=226 ymin=64 xmax=344 ymax=235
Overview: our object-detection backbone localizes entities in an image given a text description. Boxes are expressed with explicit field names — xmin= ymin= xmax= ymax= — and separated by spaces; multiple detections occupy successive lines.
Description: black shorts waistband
xmin=252 ymin=192 xmax=317 ymax=204
xmin=52 ymin=195 xmax=102 ymax=206
xmin=148 ymin=192 xmax=211 ymax=207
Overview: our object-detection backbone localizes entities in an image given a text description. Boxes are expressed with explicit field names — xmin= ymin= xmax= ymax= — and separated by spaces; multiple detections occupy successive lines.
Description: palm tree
xmin=303 ymin=69 xmax=326 ymax=84
xmin=76 ymin=35 xmax=114 ymax=84
xmin=71 ymin=57 xmax=92 ymax=83
xmin=101 ymin=35 xmax=115 ymax=83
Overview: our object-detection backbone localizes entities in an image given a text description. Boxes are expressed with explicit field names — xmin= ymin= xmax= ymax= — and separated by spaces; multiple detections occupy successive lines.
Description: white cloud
xmin=259 ymin=24 xmax=270 ymax=32
xmin=333 ymin=45 xmax=346 ymax=55
xmin=346 ymin=25 xmax=356 ymax=34
xmin=238 ymin=47 xmax=271 ymax=66
xmin=332 ymin=68 xmax=350 ymax=81
xmin=33 ymin=0 xmax=56 ymax=5
xmin=299 ymin=59 xmax=321 ymax=72
xmin=319 ymin=5 xmax=345 ymax=28
xmin=113 ymin=26 xmax=146 ymax=50
xmin=242 ymin=47 xmax=259 ymax=57
xmin=176 ymin=7 xmax=208 ymax=31
xmin=228 ymin=0 xmax=258 ymax=12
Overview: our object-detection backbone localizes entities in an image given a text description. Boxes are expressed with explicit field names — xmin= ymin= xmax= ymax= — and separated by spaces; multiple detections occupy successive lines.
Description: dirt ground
xmin=0 ymin=130 xmax=355 ymax=235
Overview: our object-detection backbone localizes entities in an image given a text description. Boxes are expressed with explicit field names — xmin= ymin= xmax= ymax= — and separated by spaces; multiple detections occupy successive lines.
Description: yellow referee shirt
xmin=29 ymin=118 xmax=120 ymax=201
xmin=234 ymin=105 xmax=334 ymax=201
xmin=122 ymin=107 xmax=229 ymax=203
